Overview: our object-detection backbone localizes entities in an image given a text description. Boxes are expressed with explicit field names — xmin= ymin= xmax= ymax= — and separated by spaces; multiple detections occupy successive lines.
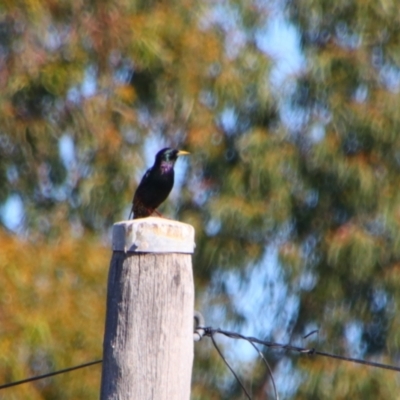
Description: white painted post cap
xmin=112 ymin=217 xmax=195 ymax=254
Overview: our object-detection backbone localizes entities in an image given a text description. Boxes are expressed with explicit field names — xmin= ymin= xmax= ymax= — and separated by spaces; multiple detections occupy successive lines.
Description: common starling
xmin=129 ymin=147 xmax=190 ymax=219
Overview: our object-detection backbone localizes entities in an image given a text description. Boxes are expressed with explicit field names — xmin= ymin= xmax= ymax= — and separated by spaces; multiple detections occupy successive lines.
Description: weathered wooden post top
xmin=100 ymin=217 xmax=195 ymax=400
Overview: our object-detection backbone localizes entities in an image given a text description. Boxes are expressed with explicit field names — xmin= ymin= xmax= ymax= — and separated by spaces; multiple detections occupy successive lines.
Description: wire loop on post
xmin=193 ymin=311 xmax=206 ymax=341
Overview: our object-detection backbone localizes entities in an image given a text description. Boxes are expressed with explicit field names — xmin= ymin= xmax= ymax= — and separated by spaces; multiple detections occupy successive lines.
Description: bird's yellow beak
xmin=177 ymin=150 xmax=190 ymax=156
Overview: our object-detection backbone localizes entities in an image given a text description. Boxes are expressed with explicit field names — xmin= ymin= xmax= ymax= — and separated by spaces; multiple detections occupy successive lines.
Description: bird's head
xmin=155 ymin=148 xmax=190 ymax=165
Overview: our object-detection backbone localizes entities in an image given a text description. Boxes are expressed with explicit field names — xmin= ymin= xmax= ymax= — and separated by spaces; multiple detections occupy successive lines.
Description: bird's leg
xmin=153 ymin=209 xmax=166 ymax=218
xmin=152 ymin=209 xmax=174 ymax=219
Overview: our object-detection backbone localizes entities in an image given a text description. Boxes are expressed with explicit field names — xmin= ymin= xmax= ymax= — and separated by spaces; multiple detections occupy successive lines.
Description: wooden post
xmin=100 ymin=217 xmax=195 ymax=400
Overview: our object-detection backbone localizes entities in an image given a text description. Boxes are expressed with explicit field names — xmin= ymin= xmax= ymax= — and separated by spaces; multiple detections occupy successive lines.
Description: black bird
xmin=130 ymin=148 xmax=190 ymax=219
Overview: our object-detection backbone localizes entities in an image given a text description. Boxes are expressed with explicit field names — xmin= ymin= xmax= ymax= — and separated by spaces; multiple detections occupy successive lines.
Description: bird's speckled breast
xmin=160 ymin=161 xmax=174 ymax=174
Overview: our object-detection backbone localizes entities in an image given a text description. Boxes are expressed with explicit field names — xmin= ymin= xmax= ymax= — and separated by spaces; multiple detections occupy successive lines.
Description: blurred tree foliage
xmin=0 ymin=0 xmax=400 ymax=398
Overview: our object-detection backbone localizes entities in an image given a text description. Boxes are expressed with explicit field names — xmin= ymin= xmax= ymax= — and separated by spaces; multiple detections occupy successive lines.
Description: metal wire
xmin=0 ymin=360 xmax=102 ymax=390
